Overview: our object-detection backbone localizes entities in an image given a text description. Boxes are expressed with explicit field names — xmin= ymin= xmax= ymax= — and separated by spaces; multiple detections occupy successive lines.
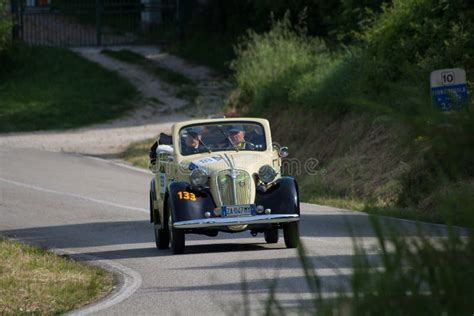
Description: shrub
xmin=231 ymin=13 xmax=334 ymax=113
xmin=363 ymin=0 xmax=474 ymax=81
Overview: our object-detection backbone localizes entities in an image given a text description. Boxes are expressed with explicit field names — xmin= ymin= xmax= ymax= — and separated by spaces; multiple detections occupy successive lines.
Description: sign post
xmin=430 ymin=68 xmax=468 ymax=111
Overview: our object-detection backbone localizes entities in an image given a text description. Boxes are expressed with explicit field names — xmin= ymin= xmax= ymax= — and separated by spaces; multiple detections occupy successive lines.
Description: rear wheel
xmin=154 ymin=224 xmax=169 ymax=249
xmin=264 ymin=228 xmax=279 ymax=244
xmin=283 ymin=222 xmax=299 ymax=248
xmin=168 ymin=205 xmax=185 ymax=254
xmin=151 ymin=191 xmax=169 ymax=250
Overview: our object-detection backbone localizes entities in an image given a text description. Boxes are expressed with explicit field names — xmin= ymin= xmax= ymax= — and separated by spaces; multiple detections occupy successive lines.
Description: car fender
xmin=167 ymin=181 xmax=216 ymax=223
xmin=255 ymin=176 xmax=300 ymax=215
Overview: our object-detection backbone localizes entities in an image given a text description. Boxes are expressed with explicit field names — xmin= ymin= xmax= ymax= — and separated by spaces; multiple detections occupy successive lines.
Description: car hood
xmin=181 ymin=152 xmax=275 ymax=176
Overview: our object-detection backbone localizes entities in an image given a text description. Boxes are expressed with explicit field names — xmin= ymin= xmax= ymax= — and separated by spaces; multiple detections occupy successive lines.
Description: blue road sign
xmin=430 ymin=69 xmax=469 ymax=111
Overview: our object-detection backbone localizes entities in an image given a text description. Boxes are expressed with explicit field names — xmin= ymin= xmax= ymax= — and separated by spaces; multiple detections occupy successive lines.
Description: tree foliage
xmin=0 ymin=0 xmax=12 ymax=56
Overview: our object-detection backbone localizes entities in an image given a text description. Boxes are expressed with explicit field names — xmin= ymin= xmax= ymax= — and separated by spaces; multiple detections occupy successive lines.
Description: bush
xmin=363 ymin=0 xmax=474 ymax=83
xmin=231 ymin=13 xmax=335 ymax=113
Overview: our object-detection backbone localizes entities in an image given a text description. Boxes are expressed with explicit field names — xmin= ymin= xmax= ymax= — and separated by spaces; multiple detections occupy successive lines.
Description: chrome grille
xmin=216 ymin=169 xmax=252 ymax=206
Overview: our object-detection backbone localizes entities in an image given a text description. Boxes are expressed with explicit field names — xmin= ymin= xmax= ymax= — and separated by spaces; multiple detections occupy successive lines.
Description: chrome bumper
xmin=172 ymin=214 xmax=299 ymax=229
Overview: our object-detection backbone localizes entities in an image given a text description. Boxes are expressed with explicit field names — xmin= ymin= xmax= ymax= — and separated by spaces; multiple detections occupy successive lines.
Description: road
xmin=0 ymin=147 xmax=451 ymax=315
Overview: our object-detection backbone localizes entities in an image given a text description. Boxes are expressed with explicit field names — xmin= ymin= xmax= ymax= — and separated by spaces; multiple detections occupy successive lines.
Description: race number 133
xmin=177 ymin=191 xmax=196 ymax=201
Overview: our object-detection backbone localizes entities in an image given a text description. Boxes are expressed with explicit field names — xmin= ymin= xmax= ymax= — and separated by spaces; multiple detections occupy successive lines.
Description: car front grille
xmin=216 ymin=169 xmax=252 ymax=206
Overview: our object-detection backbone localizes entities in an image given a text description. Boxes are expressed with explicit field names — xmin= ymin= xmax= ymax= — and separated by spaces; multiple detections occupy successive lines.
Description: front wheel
xmin=168 ymin=207 xmax=185 ymax=254
xmin=283 ymin=222 xmax=299 ymax=248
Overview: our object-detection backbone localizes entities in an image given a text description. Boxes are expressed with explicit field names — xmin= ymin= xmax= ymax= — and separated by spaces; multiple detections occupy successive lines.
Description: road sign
xmin=430 ymin=68 xmax=468 ymax=111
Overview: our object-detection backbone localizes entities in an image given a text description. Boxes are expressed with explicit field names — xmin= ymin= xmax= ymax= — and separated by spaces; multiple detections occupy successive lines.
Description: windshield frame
xmin=178 ymin=121 xmax=267 ymax=156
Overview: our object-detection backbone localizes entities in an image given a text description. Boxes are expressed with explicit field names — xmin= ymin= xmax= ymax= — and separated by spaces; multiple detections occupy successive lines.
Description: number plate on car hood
xmin=221 ymin=204 xmax=256 ymax=217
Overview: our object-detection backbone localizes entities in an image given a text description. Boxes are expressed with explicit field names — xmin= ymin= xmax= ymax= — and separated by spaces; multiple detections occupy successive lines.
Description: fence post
xmin=10 ymin=0 xmax=20 ymax=41
xmin=175 ymin=0 xmax=183 ymax=40
xmin=96 ymin=0 xmax=102 ymax=46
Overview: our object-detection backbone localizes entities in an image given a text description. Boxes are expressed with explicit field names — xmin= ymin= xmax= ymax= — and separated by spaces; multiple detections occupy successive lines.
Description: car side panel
xmin=168 ymin=182 xmax=217 ymax=223
xmin=255 ymin=177 xmax=300 ymax=215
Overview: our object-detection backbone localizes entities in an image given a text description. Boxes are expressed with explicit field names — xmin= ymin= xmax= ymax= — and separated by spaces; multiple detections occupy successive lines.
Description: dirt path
xmin=0 ymin=46 xmax=229 ymax=155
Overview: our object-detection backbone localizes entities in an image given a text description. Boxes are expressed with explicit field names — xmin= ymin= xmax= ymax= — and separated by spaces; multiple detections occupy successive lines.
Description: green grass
xmin=167 ymin=32 xmax=236 ymax=75
xmin=0 ymin=46 xmax=138 ymax=133
xmin=101 ymin=49 xmax=200 ymax=104
xmin=0 ymin=237 xmax=114 ymax=314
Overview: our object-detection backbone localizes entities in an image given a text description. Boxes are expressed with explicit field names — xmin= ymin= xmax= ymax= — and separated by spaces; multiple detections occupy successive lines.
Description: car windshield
xmin=179 ymin=122 xmax=266 ymax=156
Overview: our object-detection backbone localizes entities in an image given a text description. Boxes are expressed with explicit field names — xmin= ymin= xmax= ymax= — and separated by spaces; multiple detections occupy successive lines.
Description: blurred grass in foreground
xmin=240 ymin=212 xmax=473 ymax=315
xmin=0 ymin=237 xmax=113 ymax=314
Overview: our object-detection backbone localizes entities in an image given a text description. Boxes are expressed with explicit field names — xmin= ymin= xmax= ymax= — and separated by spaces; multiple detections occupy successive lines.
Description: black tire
xmin=168 ymin=206 xmax=185 ymax=254
xmin=264 ymin=228 xmax=279 ymax=244
xmin=154 ymin=224 xmax=169 ymax=249
xmin=283 ymin=221 xmax=299 ymax=248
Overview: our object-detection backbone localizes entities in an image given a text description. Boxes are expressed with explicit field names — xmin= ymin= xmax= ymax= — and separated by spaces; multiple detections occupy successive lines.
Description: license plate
xmin=221 ymin=204 xmax=256 ymax=217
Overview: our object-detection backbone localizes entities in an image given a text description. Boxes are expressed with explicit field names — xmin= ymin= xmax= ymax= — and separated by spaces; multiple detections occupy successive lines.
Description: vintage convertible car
xmin=148 ymin=117 xmax=300 ymax=254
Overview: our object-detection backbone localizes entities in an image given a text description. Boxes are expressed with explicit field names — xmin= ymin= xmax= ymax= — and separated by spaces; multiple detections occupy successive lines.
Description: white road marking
xmin=300 ymin=202 xmax=454 ymax=230
xmin=0 ymin=177 xmax=148 ymax=213
xmin=84 ymin=155 xmax=153 ymax=175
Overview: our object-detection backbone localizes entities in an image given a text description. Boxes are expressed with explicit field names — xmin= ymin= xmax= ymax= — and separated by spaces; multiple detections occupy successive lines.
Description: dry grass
xmin=264 ymin=108 xmax=411 ymax=203
xmin=0 ymin=237 xmax=114 ymax=314
xmin=120 ymin=137 xmax=155 ymax=170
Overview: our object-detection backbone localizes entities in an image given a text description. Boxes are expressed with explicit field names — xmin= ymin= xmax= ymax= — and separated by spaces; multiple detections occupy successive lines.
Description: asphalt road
xmin=0 ymin=147 xmax=452 ymax=315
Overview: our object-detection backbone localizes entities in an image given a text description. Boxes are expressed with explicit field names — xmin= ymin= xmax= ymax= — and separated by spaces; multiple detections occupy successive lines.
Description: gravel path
xmin=0 ymin=46 xmax=229 ymax=155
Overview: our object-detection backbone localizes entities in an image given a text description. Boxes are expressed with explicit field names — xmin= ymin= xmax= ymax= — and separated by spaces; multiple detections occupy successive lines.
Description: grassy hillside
xmin=230 ymin=0 xmax=474 ymax=224
xmin=0 ymin=46 xmax=138 ymax=132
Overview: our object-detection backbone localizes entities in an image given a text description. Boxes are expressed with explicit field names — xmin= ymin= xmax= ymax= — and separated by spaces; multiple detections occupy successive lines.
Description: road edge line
xmin=82 ymin=155 xmax=153 ymax=175
xmin=58 ymin=249 xmax=142 ymax=316
xmin=301 ymin=202 xmax=462 ymax=230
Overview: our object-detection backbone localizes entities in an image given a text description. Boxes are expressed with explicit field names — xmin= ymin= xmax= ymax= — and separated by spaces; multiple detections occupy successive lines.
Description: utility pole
xmin=175 ymin=0 xmax=183 ymax=40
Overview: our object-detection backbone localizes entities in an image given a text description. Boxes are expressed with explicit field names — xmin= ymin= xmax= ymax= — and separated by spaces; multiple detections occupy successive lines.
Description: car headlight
xmin=258 ymin=165 xmax=277 ymax=184
xmin=190 ymin=168 xmax=209 ymax=188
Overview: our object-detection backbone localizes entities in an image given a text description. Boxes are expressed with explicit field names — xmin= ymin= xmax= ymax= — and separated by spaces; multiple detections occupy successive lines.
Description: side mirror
xmin=279 ymin=146 xmax=289 ymax=158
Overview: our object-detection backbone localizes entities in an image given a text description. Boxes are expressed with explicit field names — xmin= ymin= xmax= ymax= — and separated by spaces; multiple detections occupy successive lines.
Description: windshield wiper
xmin=199 ymin=138 xmax=212 ymax=153
xmin=217 ymin=126 xmax=239 ymax=152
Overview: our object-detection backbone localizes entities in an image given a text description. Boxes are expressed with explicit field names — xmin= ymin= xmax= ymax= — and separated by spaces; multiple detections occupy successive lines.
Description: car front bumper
xmin=172 ymin=214 xmax=299 ymax=229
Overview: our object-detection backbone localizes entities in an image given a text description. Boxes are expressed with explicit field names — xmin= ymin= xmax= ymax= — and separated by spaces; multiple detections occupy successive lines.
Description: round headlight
xmin=190 ymin=168 xmax=208 ymax=188
xmin=258 ymin=165 xmax=277 ymax=184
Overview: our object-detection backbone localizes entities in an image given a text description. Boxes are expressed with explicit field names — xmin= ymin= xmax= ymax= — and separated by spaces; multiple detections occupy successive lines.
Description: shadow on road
xmin=173 ymin=253 xmax=381 ymax=271
xmin=0 ymin=213 xmax=450 ymax=260
xmin=142 ymin=274 xmax=349 ymax=295
xmin=300 ymin=213 xmax=451 ymax=238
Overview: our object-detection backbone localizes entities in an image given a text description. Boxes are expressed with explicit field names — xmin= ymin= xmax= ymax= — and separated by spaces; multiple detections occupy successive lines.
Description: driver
xmin=182 ymin=127 xmax=206 ymax=155
xmin=228 ymin=125 xmax=255 ymax=150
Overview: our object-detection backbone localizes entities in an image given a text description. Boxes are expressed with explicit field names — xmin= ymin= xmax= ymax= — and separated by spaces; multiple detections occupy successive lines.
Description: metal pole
xmin=96 ymin=0 xmax=102 ymax=46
